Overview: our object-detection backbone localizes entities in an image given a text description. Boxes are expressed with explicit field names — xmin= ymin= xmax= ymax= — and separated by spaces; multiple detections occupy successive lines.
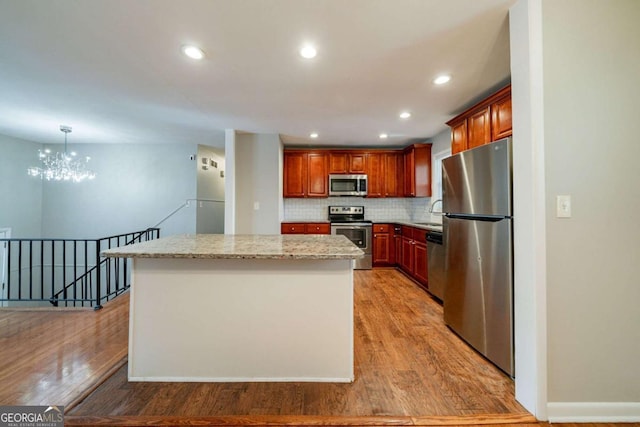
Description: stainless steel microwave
xmin=328 ymin=174 xmax=368 ymax=197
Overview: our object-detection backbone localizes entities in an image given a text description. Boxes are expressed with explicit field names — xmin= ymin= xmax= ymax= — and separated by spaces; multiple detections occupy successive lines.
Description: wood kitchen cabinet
xmin=365 ymin=152 xmax=385 ymax=198
xmin=283 ymin=150 xmax=328 ymax=198
xmin=283 ymin=145 xmax=430 ymax=199
xmin=384 ymin=152 xmax=403 ymax=197
xmin=399 ymin=225 xmax=428 ymax=287
xmin=281 ymin=222 xmax=330 ymax=235
xmin=447 ymin=84 xmax=512 ymax=155
xmin=329 ymin=152 xmax=367 ymax=174
xmin=372 ymin=223 xmax=393 ymax=266
xmin=403 ymin=144 xmax=432 ymax=197
xmin=467 ymin=106 xmax=491 ymax=150
xmin=364 ymin=151 xmax=404 ymax=198
xmin=491 ymin=92 xmax=512 ymax=141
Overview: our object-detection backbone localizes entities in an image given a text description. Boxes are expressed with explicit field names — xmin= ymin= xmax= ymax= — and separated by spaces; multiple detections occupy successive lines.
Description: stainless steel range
xmin=329 ymin=206 xmax=372 ymax=270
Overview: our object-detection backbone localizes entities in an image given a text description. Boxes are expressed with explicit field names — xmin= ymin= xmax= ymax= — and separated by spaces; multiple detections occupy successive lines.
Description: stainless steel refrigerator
xmin=442 ymin=137 xmax=514 ymax=377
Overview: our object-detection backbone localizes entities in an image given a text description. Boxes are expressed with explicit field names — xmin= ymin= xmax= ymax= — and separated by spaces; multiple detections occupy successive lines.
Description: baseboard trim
xmin=547 ymin=401 xmax=640 ymax=422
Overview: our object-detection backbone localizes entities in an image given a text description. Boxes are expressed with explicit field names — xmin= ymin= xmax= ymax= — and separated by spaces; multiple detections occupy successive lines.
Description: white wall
xmin=510 ymin=0 xmax=548 ymax=418
xmin=196 ymin=144 xmax=225 ymax=234
xmin=40 ymin=143 xmax=198 ymax=238
xmin=234 ymin=133 xmax=282 ymax=234
xmin=512 ymin=0 xmax=640 ymax=421
xmin=0 ymin=134 xmax=43 ymax=237
xmin=541 ymin=0 xmax=640 ymax=415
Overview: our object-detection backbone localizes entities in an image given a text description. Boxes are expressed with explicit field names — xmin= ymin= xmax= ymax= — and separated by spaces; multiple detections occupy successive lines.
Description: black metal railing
xmin=0 ymin=228 xmax=159 ymax=309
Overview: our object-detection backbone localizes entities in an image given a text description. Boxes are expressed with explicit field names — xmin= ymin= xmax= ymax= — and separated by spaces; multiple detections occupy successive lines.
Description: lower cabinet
xmin=398 ymin=225 xmax=428 ymax=288
xmin=281 ymin=222 xmax=330 ymax=235
xmin=372 ymin=223 xmax=428 ymax=287
xmin=372 ymin=223 xmax=393 ymax=266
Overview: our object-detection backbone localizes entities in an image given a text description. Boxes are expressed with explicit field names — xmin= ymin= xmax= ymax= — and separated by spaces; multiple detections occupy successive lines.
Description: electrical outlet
xmin=556 ymin=195 xmax=571 ymax=218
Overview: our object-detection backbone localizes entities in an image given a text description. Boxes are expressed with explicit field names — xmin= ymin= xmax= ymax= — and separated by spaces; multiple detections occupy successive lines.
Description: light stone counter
xmin=102 ymin=233 xmax=363 ymax=260
xmin=105 ymin=233 xmax=359 ymax=383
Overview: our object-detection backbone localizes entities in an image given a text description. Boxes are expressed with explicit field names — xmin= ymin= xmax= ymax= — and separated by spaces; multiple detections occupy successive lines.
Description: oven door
xmin=330 ymin=223 xmax=372 ymax=269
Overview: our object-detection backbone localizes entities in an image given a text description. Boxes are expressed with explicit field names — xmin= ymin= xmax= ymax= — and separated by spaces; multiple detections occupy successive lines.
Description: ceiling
xmin=0 ymin=0 xmax=514 ymax=148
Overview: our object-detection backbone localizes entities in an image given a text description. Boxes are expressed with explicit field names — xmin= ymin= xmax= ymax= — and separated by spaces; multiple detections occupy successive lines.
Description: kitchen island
xmin=102 ymin=234 xmax=363 ymax=383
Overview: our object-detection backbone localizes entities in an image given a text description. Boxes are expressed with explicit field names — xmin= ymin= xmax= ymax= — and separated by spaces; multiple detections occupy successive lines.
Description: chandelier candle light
xmin=28 ymin=125 xmax=96 ymax=182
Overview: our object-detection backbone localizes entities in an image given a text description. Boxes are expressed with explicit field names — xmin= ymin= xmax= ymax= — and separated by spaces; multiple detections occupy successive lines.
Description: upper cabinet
xmin=283 ymin=150 xmax=328 ymax=198
xmin=447 ymin=85 xmax=512 ymax=155
xmin=403 ymin=144 xmax=432 ymax=197
xmin=283 ymin=144 xmax=430 ymax=199
xmin=329 ymin=152 xmax=367 ymax=174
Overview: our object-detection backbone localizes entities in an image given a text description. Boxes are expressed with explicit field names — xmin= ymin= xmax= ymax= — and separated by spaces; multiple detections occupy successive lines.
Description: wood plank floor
xmin=67 ymin=269 xmax=531 ymax=423
xmin=0 ymin=294 xmax=129 ymax=408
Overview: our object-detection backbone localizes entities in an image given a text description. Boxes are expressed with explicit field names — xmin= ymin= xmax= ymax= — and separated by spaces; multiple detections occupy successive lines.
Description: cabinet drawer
xmin=305 ymin=223 xmax=330 ymax=234
xmin=412 ymin=228 xmax=427 ymax=244
xmin=373 ymin=223 xmax=390 ymax=233
xmin=281 ymin=223 xmax=306 ymax=234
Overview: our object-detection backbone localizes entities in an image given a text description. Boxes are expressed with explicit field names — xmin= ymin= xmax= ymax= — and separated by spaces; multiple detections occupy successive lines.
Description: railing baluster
xmin=73 ymin=240 xmax=77 ymax=307
xmin=6 ymin=242 xmax=11 ymax=301
xmin=29 ymin=241 xmax=33 ymax=300
xmin=18 ymin=241 xmax=22 ymax=300
xmin=51 ymin=240 xmax=55 ymax=305
xmin=62 ymin=240 xmax=67 ymax=305
xmin=95 ymin=239 xmax=101 ymax=309
xmin=40 ymin=241 xmax=44 ymax=303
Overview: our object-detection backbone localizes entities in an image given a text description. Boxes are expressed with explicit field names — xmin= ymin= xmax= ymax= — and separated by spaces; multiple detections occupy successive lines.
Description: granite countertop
xmin=392 ymin=220 xmax=443 ymax=232
xmin=101 ymin=234 xmax=364 ymax=260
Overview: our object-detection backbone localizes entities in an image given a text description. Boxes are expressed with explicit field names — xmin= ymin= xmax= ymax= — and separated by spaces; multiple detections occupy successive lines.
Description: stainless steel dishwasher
xmin=426 ymin=230 xmax=444 ymax=301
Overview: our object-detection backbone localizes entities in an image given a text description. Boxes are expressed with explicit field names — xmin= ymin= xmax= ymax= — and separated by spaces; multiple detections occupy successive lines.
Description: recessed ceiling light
xmin=182 ymin=45 xmax=205 ymax=60
xmin=310 ymin=132 xmax=318 ymax=138
xmin=300 ymin=45 xmax=317 ymax=59
xmin=433 ymin=74 xmax=451 ymax=85
xmin=399 ymin=111 xmax=411 ymax=119
xmin=379 ymin=133 xmax=388 ymax=139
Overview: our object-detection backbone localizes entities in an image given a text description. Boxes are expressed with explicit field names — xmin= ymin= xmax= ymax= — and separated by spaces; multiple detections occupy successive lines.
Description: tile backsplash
xmin=284 ymin=197 xmax=442 ymax=224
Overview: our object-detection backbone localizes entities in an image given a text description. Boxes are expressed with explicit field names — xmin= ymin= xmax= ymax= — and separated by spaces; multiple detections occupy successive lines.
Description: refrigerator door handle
xmin=444 ymin=213 xmax=507 ymax=222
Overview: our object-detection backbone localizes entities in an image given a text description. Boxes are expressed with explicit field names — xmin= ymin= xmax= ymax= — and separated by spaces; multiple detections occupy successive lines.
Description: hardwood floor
xmin=4 ymin=269 xmax=638 ymax=426
xmin=66 ymin=269 xmax=531 ymax=424
xmin=0 ymin=294 xmax=128 ymax=408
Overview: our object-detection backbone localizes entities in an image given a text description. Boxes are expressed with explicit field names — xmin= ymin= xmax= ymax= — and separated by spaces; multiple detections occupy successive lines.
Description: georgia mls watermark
xmin=0 ymin=406 xmax=64 ymax=427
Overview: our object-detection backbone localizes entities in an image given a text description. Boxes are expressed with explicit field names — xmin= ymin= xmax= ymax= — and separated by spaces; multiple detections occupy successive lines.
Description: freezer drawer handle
xmin=444 ymin=213 xmax=508 ymax=222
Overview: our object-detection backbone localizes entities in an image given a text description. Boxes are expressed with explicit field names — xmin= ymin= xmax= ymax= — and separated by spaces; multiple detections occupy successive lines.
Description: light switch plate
xmin=556 ymin=195 xmax=571 ymax=218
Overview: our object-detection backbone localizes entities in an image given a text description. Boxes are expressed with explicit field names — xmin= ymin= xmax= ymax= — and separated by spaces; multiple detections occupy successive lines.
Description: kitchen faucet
xmin=429 ymin=198 xmax=443 ymax=214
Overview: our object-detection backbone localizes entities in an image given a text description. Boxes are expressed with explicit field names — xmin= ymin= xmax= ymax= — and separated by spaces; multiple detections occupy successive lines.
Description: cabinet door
xmin=306 ymin=152 xmax=328 ymax=197
xmin=366 ymin=152 xmax=385 ymax=197
xmin=401 ymin=236 xmax=414 ymax=273
xmin=384 ymin=153 xmax=403 ymax=197
xmin=283 ymin=151 xmax=306 ymax=197
xmin=403 ymin=147 xmax=416 ymax=197
xmin=403 ymin=145 xmax=432 ymax=197
xmin=491 ymin=95 xmax=512 ymax=140
xmin=467 ymin=107 xmax=491 ymax=150
xmin=349 ymin=153 xmax=367 ymax=173
xmin=414 ymin=241 xmax=428 ymax=285
xmin=393 ymin=226 xmax=402 ymax=266
xmin=329 ymin=153 xmax=348 ymax=174
xmin=451 ymin=119 xmax=468 ymax=155
xmin=373 ymin=232 xmax=391 ymax=266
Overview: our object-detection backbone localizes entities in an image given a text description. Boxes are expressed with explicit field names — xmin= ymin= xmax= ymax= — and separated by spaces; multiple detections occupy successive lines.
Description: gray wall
xmin=542 ymin=0 xmax=640 ymax=405
xmin=234 ymin=133 xmax=282 ymax=234
xmin=196 ymin=144 xmax=225 ymax=233
xmin=512 ymin=0 xmax=640 ymax=418
xmin=39 ymin=143 xmax=198 ymax=238
xmin=0 ymin=134 xmax=43 ymax=237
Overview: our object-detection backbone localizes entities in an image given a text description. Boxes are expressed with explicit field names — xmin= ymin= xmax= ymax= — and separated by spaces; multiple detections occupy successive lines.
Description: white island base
xmin=128 ymin=257 xmax=354 ymax=382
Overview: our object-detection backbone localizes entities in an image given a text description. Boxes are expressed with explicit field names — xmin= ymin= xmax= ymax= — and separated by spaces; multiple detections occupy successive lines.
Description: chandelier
xmin=27 ymin=125 xmax=96 ymax=182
